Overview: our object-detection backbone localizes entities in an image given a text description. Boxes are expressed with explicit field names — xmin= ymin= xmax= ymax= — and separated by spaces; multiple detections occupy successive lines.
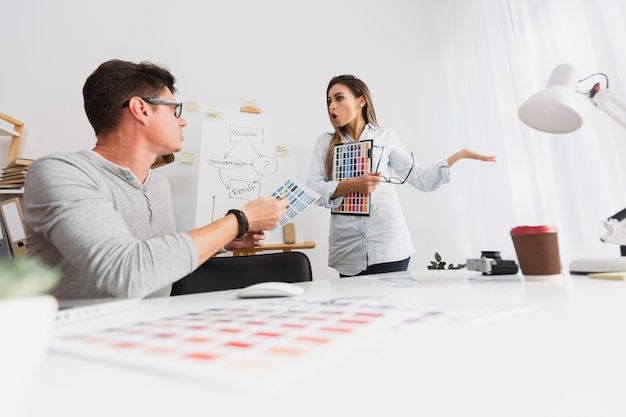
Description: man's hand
xmin=239 ymin=196 xmax=289 ymax=232
xmin=225 ymin=231 xmax=266 ymax=250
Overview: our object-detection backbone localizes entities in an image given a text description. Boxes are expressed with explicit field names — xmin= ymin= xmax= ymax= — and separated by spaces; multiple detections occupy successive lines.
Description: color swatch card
xmin=270 ymin=178 xmax=320 ymax=231
xmin=332 ymin=140 xmax=373 ymax=215
xmin=50 ymin=297 xmax=462 ymax=393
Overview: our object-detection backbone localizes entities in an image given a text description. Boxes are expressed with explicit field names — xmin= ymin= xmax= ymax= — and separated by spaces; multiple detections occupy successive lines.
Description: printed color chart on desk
xmin=50 ymin=298 xmax=441 ymax=393
xmin=332 ymin=140 xmax=373 ymax=215
xmin=270 ymin=178 xmax=320 ymax=231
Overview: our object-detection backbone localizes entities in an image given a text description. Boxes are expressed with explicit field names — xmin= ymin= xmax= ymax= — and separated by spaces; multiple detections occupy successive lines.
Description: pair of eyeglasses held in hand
xmin=374 ymin=148 xmax=414 ymax=184
xmin=122 ymin=97 xmax=183 ymax=118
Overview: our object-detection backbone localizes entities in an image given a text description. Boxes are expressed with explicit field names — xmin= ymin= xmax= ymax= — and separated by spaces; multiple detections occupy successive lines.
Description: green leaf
xmin=0 ymin=257 xmax=61 ymax=299
xmin=435 ymin=252 xmax=441 ymax=262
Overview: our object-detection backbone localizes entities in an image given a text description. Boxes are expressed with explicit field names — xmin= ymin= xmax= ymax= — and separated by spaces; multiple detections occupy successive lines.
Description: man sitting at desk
xmin=22 ymin=59 xmax=289 ymax=300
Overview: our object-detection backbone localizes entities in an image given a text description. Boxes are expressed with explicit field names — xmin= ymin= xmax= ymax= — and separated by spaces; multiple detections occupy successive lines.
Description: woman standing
xmin=307 ymin=74 xmax=495 ymax=277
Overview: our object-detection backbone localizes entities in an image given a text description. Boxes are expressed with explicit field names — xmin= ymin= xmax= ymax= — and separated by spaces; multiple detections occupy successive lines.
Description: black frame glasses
xmin=122 ymin=97 xmax=183 ymax=118
xmin=375 ymin=147 xmax=415 ymax=184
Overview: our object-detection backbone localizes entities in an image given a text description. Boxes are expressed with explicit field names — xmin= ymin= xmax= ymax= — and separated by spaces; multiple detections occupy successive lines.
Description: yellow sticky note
xmin=180 ymin=152 xmax=195 ymax=164
xmin=205 ymin=108 xmax=223 ymax=118
xmin=588 ymin=272 xmax=626 ymax=280
xmin=243 ymin=99 xmax=258 ymax=108
xmin=274 ymin=144 xmax=289 ymax=157
xmin=184 ymin=100 xmax=199 ymax=112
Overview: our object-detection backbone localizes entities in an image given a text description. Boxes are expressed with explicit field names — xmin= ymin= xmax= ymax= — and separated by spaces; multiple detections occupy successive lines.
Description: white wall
xmin=0 ymin=0 xmax=498 ymax=279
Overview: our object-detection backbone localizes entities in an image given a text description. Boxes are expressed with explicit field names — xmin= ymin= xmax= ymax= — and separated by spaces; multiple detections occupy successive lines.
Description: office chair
xmin=170 ymin=251 xmax=313 ymax=296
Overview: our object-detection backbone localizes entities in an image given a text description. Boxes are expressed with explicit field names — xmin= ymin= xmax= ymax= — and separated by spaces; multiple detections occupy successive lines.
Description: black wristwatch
xmin=227 ymin=209 xmax=249 ymax=239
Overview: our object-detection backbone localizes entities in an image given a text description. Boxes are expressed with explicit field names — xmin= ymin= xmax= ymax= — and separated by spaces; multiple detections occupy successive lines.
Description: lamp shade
xmin=518 ymin=63 xmax=583 ymax=133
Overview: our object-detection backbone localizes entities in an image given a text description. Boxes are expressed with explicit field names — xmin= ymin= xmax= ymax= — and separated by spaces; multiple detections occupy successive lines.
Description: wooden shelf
xmin=0 ymin=125 xmax=19 ymax=137
xmin=232 ymin=241 xmax=316 ymax=257
xmin=0 ymin=113 xmax=24 ymax=167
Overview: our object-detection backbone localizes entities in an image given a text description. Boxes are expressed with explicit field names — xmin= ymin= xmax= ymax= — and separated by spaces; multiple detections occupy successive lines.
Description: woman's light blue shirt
xmin=307 ymin=124 xmax=451 ymax=276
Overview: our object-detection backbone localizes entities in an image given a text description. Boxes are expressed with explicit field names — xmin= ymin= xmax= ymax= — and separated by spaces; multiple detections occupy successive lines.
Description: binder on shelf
xmin=0 ymin=214 xmax=12 ymax=259
xmin=0 ymin=197 xmax=28 ymax=256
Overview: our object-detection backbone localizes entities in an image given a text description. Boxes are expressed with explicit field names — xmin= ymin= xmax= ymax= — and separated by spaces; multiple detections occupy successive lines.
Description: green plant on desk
xmin=0 ymin=256 xmax=60 ymax=298
xmin=427 ymin=252 xmax=466 ymax=270
xmin=0 ymin=256 xmax=61 ymax=417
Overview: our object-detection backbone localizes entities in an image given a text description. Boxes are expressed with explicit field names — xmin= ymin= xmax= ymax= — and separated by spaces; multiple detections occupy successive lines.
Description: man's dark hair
xmin=82 ymin=59 xmax=177 ymax=135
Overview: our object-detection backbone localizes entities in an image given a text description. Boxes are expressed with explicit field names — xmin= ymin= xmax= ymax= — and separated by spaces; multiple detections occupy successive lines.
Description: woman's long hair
xmin=324 ymin=75 xmax=379 ymax=179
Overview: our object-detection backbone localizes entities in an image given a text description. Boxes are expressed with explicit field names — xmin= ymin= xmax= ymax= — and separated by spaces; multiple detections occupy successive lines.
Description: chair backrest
xmin=170 ymin=251 xmax=313 ymax=296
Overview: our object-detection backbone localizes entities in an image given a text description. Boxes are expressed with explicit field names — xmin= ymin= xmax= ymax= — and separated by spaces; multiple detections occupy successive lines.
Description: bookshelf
xmin=0 ymin=113 xmax=26 ymax=195
xmin=0 ymin=113 xmax=24 ymax=167
xmin=0 ymin=124 xmax=19 ymax=136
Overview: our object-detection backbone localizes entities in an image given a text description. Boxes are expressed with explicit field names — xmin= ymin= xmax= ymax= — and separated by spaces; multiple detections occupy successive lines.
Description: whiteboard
xmin=195 ymin=109 xmax=298 ymax=243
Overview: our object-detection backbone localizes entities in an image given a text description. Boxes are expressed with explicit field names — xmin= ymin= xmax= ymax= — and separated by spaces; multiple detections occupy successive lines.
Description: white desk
xmin=17 ymin=271 xmax=626 ymax=417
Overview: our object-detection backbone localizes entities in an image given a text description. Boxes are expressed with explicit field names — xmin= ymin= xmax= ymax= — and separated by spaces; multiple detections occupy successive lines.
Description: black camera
xmin=466 ymin=251 xmax=519 ymax=275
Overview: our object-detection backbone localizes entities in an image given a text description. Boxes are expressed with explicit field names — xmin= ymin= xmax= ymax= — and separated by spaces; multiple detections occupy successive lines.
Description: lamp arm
xmin=589 ymin=89 xmax=626 ymax=129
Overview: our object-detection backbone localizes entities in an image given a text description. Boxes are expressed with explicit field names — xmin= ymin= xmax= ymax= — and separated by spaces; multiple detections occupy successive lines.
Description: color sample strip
xmin=332 ymin=140 xmax=372 ymax=215
xmin=270 ymin=178 xmax=320 ymax=231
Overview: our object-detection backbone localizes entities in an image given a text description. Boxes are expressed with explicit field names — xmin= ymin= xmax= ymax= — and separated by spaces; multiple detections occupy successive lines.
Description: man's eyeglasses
xmin=122 ymin=97 xmax=183 ymax=118
xmin=374 ymin=147 xmax=414 ymax=184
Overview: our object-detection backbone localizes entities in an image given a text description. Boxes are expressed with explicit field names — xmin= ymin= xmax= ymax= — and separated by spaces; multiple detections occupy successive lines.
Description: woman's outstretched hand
xmin=447 ymin=148 xmax=496 ymax=167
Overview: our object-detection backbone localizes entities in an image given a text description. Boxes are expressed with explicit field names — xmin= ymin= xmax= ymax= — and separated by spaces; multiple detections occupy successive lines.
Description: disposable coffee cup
xmin=510 ymin=225 xmax=561 ymax=276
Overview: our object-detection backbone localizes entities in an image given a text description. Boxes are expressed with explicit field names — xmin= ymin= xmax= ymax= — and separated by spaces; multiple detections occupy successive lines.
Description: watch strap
xmin=227 ymin=209 xmax=249 ymax=238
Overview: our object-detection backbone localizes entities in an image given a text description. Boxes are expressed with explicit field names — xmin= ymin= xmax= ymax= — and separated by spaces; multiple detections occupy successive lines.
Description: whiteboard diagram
xmin=207 ymin=124 xmax=278 ymax=200
xmin=195 ymin=109 xmax=297 ymax=242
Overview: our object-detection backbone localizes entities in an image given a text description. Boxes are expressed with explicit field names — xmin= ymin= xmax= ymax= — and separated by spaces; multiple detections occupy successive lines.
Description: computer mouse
xmin=235 ymin=281 xmax=305 ymax=298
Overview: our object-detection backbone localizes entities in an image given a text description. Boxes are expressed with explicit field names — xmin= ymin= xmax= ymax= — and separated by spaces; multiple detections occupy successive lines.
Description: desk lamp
xmin=518 ymin=63 xmax=626 ymax=273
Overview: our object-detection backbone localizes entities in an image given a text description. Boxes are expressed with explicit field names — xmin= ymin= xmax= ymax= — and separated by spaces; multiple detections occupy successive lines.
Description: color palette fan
xmin=270 ymin=178 xmax=320 ymax=231
xmin=331 ymin=140 xmax=373 ymax=215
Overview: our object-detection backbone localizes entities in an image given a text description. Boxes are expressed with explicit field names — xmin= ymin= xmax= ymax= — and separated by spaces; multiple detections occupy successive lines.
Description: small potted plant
xmin=0 ymin=256 xmax=60 ymax=416
xmin=427 ymin=252 xmax=466 ymax=270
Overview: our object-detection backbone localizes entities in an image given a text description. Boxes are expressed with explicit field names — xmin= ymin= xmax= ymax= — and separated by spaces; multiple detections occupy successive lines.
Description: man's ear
xmin=126 ymin=97 xmax=150 ymax=124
